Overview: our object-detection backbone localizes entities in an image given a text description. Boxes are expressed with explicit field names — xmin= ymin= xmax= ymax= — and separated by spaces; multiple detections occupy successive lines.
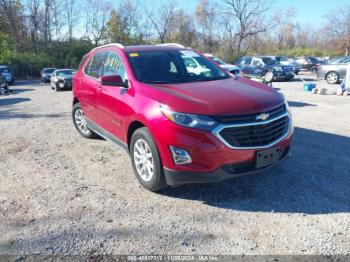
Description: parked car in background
xmin=236 ymin=56 xmax=294 ymax=82
xmin=0 ymin=72 xmax=9 ymax=94
xmin=274 ymin=56 xmax=301 ymax=75
xmin=294 ymin=56 xmax=325 ymax=73
xmin=316 ymin=56 xmax=350 ymax=84
xmin=72 ymin=43 xmax=293 ymax=192
xmin=41 ymin=68 xmax=56 ymax=82
xmin=0 ymin=65 xmax=15 ymax=85
xmin=204 ymin=53 xmax=240 ymax=75
xmin=182 ymin=56 xmax=211 ymax=75
xmin=50 ymin=69 xmax=75 ymax=91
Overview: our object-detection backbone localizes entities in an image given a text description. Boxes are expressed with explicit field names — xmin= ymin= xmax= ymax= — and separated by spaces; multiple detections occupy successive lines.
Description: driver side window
xmin=103 ymin=52 xmax=127 ymax=81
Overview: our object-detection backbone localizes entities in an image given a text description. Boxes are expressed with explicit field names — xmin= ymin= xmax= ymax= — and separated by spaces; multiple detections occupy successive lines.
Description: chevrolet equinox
xmin=72 ymin=43 xmax=294 ymax=192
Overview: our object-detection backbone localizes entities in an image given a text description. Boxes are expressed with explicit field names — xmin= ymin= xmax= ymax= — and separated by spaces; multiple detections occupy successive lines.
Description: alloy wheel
xmin=133 ymin=139 xmax=154 ymax=182
xmin=326 ymin=72 xmax=338 ymax=84
xmin=74 ymin=109 xmax=90 ymax=135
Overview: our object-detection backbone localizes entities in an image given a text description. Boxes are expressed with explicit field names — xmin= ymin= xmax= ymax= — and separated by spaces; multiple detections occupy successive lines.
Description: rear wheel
xmin=326 ymin=72 xmax=339 ymax=84
xmin=130 ymin=127 xmax=167 ymax=192
xmin=72 ymin=103 xmax=95 ymax=138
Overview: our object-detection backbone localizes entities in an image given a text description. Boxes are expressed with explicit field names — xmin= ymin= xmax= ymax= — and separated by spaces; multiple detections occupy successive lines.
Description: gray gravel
xmin=0 ymin=74 xmax=349 ymax=256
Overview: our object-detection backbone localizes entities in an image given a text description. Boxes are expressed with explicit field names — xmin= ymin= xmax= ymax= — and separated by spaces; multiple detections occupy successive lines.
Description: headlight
xmin=274 ymin=66 xmax=283 ymax=72
xmin=160 ymin=105 xmax=217 ymax=131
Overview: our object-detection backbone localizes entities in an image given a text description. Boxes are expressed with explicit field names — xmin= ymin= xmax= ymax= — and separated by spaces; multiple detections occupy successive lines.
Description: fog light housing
xmin=169 ymin=146 xmax=192 ymax=165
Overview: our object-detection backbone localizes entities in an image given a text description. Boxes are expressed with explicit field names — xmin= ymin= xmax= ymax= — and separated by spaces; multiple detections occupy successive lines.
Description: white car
xmin=204 ymin=54 xmax=240 ymax=75
xmin=182 ymin=56 xmax=211 ymax=75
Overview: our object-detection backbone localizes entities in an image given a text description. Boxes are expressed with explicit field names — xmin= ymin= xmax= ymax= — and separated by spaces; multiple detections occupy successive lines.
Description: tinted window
xmin=43 ymin=68 xmax=55 ymax=73
xmin=103 ymin=52 xmax=127 ymax=81
xmin=56 ymin=70 xmax=75 ymax=77
xmin=0 ymin=67 xmax=10 ymax=73
xmin=244 ymin=57 xmax=252 ymax=65
xmin=84 ymin=52 xmax=108 ymax=78
xmin=261 ymin=57 xmax=278 ymax=65
xmin=127 ymin=50 xmax=228 ymax=84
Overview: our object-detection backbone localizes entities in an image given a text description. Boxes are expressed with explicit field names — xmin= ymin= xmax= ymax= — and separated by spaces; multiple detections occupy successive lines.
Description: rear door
xmin=79 ymin=51 xmax=108 ymax=125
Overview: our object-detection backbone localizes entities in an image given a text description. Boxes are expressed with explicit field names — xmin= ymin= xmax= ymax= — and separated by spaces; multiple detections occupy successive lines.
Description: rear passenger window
xmin=103 ymin=52 xmax=127 ymax=81
xmin=84 ymin=51 xmax=108 ymax=78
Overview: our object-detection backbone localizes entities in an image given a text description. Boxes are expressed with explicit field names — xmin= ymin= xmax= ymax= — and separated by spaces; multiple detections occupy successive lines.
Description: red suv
xmin=72 ymin=43 xmax=294 ymax=192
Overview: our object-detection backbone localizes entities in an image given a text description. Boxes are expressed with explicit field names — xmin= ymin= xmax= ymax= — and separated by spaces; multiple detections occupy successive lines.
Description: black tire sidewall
xmin=72 ymin=103 xmax=94 ymax=138
xmin=130 ymin=127 xmax=166 ymax=192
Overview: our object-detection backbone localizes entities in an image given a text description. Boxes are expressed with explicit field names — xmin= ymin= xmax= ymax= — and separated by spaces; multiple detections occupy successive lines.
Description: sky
xmin=140 ymin=0 xmax=349 ymax=28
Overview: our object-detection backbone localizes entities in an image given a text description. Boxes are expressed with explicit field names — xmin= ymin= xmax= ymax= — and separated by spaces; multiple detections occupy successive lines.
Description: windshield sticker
xmin=129 ymin=53 xmax=139 ymax=57
xmin=180 ymin=50 xmax=200 ymax=58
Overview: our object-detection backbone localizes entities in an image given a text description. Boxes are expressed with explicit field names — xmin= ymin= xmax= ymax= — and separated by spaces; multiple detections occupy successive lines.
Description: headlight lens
xmin=160 ymin=106 xmax=217 ymax=131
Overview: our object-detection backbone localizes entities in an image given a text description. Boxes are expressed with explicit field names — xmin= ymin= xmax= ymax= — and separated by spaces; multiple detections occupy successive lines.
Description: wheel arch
xmin=127 ymin=120 xmax=146 ymax=149
xmin=73 ymin=97 xmax=79 ymax=105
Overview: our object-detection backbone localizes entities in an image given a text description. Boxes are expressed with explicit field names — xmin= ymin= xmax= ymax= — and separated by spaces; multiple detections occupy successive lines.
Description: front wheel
xmin=72 ymin=103 xmax=95 ymax=138
xmin=326 ymin=72 xmax=339 ymax=84
xmin=130 ymin=127 xmax=167 ymax=192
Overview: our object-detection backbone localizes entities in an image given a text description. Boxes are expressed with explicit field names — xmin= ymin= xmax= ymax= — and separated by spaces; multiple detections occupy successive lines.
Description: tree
xmin=63 ymin=0 xmax=79 ymax=40
xmin=223 ymin=0 xmax=271 ymax=54
xmin=147 ymin=0 xmax=177 ymax=43
xmin=195 ymin=0 xmax=218 ymax=53
xmin=0 ymin=0 xmax=25 ymax=51
xmin=325 ymin=5 xmax=350 ymax=55
xmin=84 ymin=0 xmax=111 ymax=46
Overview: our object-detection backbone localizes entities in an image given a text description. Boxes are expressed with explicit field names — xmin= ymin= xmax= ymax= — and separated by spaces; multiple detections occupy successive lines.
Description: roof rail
xmin=92 ymin=43 xmax=124 ymax=51
xmin=156 ymin=43 xmax=185 ymax=48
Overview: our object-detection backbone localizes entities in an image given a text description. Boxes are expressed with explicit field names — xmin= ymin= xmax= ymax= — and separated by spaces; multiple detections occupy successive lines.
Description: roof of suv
xmin=91 ymin=43 xmax=188 ymax=53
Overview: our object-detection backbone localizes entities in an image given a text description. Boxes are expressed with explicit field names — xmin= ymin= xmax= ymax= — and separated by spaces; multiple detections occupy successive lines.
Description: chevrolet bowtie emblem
xmin=256 ymin=113 xmax=269 ymax=121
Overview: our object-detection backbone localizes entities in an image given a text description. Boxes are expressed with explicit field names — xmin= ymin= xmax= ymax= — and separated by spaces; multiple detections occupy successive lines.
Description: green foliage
xmin=0 ymin=34 xmax=93 ymax=78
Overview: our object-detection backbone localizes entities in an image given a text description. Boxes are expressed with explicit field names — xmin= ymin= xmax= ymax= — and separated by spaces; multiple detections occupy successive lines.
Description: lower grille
xmin=218 ymin=115 xmax=289 ymax=148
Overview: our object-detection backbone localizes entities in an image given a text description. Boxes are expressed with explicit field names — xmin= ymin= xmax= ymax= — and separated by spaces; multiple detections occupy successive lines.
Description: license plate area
xmin=255 ymin=147 xmax=281 ymax=169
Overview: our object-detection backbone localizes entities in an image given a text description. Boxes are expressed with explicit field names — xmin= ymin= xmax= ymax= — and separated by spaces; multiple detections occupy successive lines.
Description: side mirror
xmin=100 ymin=74 xmax=128 ymax=88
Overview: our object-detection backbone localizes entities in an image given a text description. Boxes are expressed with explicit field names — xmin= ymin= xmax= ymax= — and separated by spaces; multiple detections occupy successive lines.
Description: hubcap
xmin=133 ymin=139 xmax=154 ymax=182
xmin=327 ymin=73 xmax=338 ymax=84
xmin=264 ymin=72 xmax=273 ymax=82
xmin=74 ymin=109 xmax=90 ymax=134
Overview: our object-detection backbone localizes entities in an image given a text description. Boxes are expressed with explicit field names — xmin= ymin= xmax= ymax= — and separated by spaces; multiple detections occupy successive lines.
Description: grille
xmin=212 ymin=104 xmax=286 ymax=124
xmin=218 ymin=115 xmax=289 ymax=148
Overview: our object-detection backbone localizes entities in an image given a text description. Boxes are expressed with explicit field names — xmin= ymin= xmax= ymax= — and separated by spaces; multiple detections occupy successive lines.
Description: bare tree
xmin=63 ymin=0 xmax=79 ymax=40
xmin=27 ymin=0 xmax=41 ymax=52
xmin=147 ymin=0 xmax=177 ymax=43
xmin=195 ymin=0 xmax=218 ymax=53
xmin=0 ymin=0 xmax=25 ymax=51
xmin=325 ymin=5 xmax=350 ymax=55
xmin=223 ymin=0 xmax=271 ymax=54
xmin=84 ymin=0 xmax=111 ymax=46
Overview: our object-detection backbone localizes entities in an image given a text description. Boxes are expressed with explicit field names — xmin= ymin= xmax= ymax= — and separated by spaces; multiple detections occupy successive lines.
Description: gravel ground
xmin=0 ymin=74 xmax=349 ymax=256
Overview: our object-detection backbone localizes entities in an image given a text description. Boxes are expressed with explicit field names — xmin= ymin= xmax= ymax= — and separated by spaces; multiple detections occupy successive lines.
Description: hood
xmin=143 ymin=77 xmax=284 ymax=115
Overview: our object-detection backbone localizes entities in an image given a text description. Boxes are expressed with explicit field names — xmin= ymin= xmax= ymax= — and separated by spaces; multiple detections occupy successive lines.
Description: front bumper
xmin=57 ymin=80 xmax=73 ymax=89
xmin=273 ymin=72 xmax=294 ymax=81
xmin=164 ymin=146 xmax=291 ymax=186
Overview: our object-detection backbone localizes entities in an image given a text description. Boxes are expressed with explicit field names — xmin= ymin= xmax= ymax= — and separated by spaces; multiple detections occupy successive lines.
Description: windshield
xmin=261 ymin=57 xmax=279 ymax=66
xmin=56 ymin=70 xmax=75 ymax=77
xmin=127 ymin=50 xmax=228 ymax=84
xmin=211 ymin=56 xmax=226 ymax=65
xmin=0 ymin=68 xmax=10 ymax=73
xmin=44 ymin=69 xmax=55 ymax=73
xmin=276 ymin=57 xmax=288 ymax=62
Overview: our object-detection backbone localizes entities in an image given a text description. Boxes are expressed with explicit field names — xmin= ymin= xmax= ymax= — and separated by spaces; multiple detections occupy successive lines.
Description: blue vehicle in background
xmin=235 ymin=56 xmax=294 ymax=82
xmin=0 ymin=65 xmax=15 ymax=85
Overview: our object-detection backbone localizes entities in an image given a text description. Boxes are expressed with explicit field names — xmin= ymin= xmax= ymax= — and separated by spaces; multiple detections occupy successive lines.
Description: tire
xmin=326 ymin=71 xmax=339 ymax=84
xmin=55 ymin=82 xmax=61 ymax=92
xmin=130 ymin=127 xmax=167 ymax=192
xmin=263 ymin=71 xmax=274 ymax=82
xmin=72 ymin=102 xmax=96 ymax=138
